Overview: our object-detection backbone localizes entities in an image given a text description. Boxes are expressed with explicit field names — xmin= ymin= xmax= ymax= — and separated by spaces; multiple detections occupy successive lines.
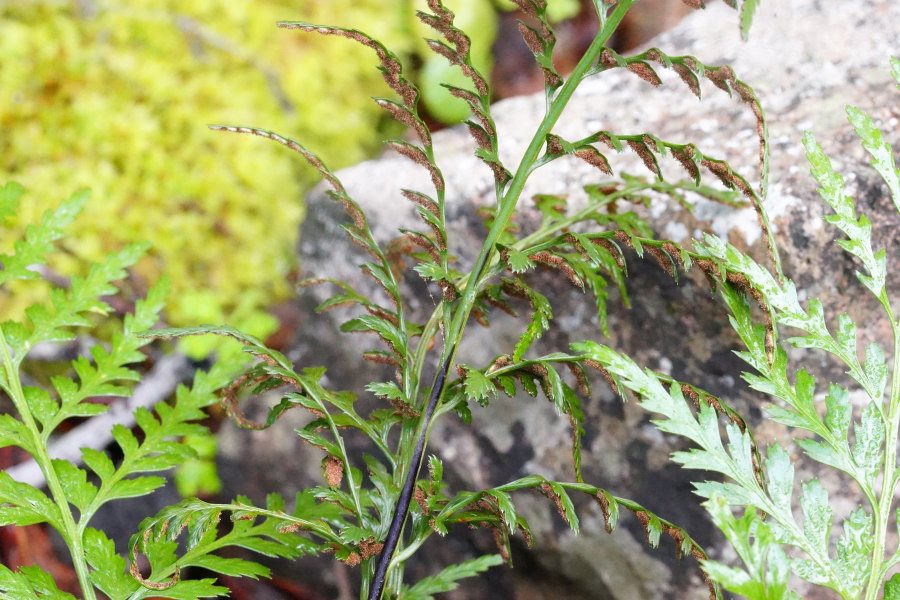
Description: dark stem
xmin=368 ymin=354 xmax=454 ymax=600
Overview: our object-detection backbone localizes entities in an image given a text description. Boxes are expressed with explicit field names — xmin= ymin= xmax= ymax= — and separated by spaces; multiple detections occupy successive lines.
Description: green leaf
xmin=91 ymin=360 xmax=242 ymax=513
xmin=799 ymin=480 xmax=832 ymax=553
xmin=338 ymin=525 xmax=377 ymax=545
xmin=34 ymin=278 xmax=166 ymax=433
xmin=0 ymin=472 xmax=63 ymax=531
xmin=885 ymin=574 xmax=900 ymax=600
xmin=739 ymin=0 xmax=760 ymax=40
xmin=796 ymin=438 xmax=853 ymax=476
xmin=308 ymin=278 xmax=373 ymax=313
xmin=133 ymin=496 xmax=314 ymax=594
xmin=487 ymin=489 xmax=517 ymax=532
xmin=296 ymin=425 xmax=340 ymax=456
xmin=175 ymin=449 xmax=223 ymax=498
xmin=833 ymin=508 xmax=872 ymax=597
xmin=547 ymin=481 xmax=579 ymax=533
xmin=51 ymin=460 xmax=97 ymax=513
xmin=21 ymin=243 xmax=149 ymax=354
xmin=112 ymin=424 xmax=139 ymax=455
xmin=846 ymin=105 xmax=900 ymax=213
xmin=703 ymin=495 xmax=796 ymax=599
xmin=413 ymin=260 xmax=449 ymax=282
xmin=463 ymin=366 xmax=497 ymax=405
xmin=852 ymin=401 xmax=885 ymax=482
xmin=700 ymin=561 xmax=754 ymax=595
xmin=764 ymin=445 xmax=793 ymax=513
xmin=823 ymin=384 xmax=851 ymax=439
xmin=400 ymin=555 xmax=503 ymax=600
xmin=428 ymin=455 xmax=444 ymax=494
xmin=108 ymin=476 xmax=167 ymax=501
xmin=0 ymin=181 xmax=24 ymax=224
xmin=533 ymin=194 xmax=567 ymax=223
xmin=862 ymin=342 xmax=888 ymax=402
xmin=186 ymin=555 xmax=270 ymax=579
xmin=0 ymin=415 xmax=35 ymax=454
xmin=365 ymin=381 xmax=404 ymax=401
xmin=503 ymin=247 xmax=535 ymax=273
xmin=644 ymin=512 xmax=663 ymax=548
xmin=561 ymin=385 xmax=585 ymax=481
xmin=0 ymin=564 xmax=76 ymax=600
xmin=513 ymin=287 xmax=552 ymax=361
xmin=0 ymin=188 xmax=86 ymax=286
xmin=598 ymin=490 xmax=619 ymax=531
xmin=803 ymin=131 xmax=886 ymax=299
xmin=83 ymin=528 xmax=139 ymax=598
xmin=542 ymin=364 xmax=566 ymax=407
xmin=361 ymin=261 xmax=401 ymax=304
xmin=496 ymin=374 xmax=517 ymax=397
xmin=340 ymin=315 xmax=406 ymax=355
xmin=24 ymin=386 xmax=59 ymax=428
xmin=519 ymin=372 xmax=538 ymax=397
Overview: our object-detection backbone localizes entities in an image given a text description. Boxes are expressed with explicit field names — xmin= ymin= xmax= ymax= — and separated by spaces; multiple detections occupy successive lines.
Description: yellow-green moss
xmin=0 ymin=1 xmax=409 ymax=354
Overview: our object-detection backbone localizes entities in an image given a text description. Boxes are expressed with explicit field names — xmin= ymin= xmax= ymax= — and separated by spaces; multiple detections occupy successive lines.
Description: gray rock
xmin=220 ymin=1 xmax=899 ymax=597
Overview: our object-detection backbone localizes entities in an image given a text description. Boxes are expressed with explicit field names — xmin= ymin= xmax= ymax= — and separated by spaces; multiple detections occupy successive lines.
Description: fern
xmin=126 ymin=2 xmax=772 ymax=599
xmin=397 ymin=555 xmax=503 ymax=600
xmin=15 ymin=4 xmax=896 ymax=600
xmin=0 ymin=187 xmax=249 ymax=599
xmin=582 ymin=60 xmax=900 ymax=599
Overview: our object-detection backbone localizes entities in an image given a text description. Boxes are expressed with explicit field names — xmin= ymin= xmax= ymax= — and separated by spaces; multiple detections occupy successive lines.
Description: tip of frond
xmin=276 ymin=20 xmax=313 ymax=29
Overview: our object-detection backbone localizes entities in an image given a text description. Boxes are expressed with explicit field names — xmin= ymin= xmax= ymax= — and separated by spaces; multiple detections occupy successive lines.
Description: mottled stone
xmin=220 ymin=1 xmax=899 ymax=597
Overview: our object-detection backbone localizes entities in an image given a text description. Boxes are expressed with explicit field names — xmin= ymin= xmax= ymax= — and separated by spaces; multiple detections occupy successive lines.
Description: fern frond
xmin=418 ymin=0 xmax=510 ymax=186
xmin=509 ymin=0 xmax=563 ymax=92
xmin=0 ymin=564 xmax=76 ymax=600
xmin=3 ymin=243 xmax=148 ymax=369
xmin=0 ymin=187 xmax=86 ymax=286
xmin=272 ymin=21 xmax=457 ymax=305
xmin=536 ymin=130 xmax=782 ymax=278
xmin=845 ymin=105 xmax=900 ymax=214
xmin=701 ymin=496 xmax=798 ymax=599
xmin=578 ymin=341 xmax=868 ymax=596
xmin=592 ymin=47 xmax=769 ymax=195
xmin=34 ymin=278 xmax=168 ymax=436
xmin=0 ymin=181 xmax=24 ymax=224
xmin=695 ymin=234 xmax=886 ymax=408
xmin=419 ymin=472 xmax=720 ymax=599
xmin=398 ymin=555 xmax=503 ymax=600
xmin=83 ymin=358 xmax=240 ymax=512
xmin=275 ymin=22 xmax=417 ymax=108
xmin=129 ymin=494 xmax=332 ymax=598
xmin=802 ymin=132 xmax=888 ymax=301
xmin=202 ymin=127 xmax=417 ymax=397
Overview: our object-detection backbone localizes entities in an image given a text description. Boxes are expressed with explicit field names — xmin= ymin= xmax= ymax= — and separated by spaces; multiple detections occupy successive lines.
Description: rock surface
xmin=219 ymin=1 xmax=899 ymax=597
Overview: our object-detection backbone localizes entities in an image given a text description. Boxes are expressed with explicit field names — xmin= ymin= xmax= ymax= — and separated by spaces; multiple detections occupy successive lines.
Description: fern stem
xmin=367 ymin=3 xmax=635 ymax=597
xmin=865 ymin=305 xmax=900 ymax=599
xmin=311 ymin=387 xmax=366 ymax=519
xmin=370 ymin=354 xmax=453 ymax=600
xmin=0 ymin=336 xmax=98 ymax=600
